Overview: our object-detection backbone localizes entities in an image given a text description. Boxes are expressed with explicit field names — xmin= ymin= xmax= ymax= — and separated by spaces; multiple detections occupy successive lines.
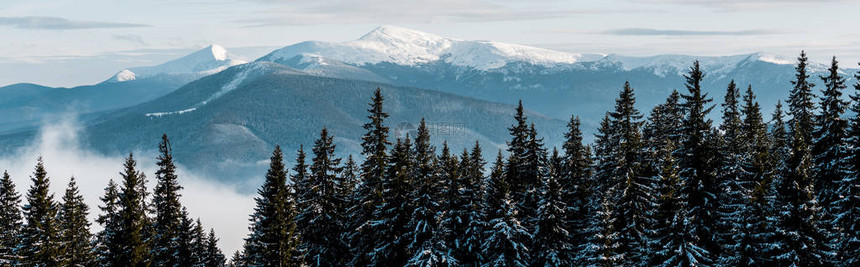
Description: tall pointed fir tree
xmin=0 ymin=171 xmax=22 ymax=264
xmin=191 ymin=218 xmax=208 ymax=265
xmin=96 ymin=179 xmax=121 ymax=266
xmin=505 ymin=100 xmax=542 ymax=236
xmin=19 ymin=157 xmax=62 ymax=266
xmin=176 ymin=208 xmax=195 ymax=266
xmin=436 ymin=142 xmax=458 ymax=260
xmin=117 ymin=153 xmax=151 ymax=266
xmin=482 ymin=151 xmax=531 ymax=266
xmin=606 ymin=82 xmax=652 ymax=265
xmin=714 ymin=80 xmax=747 ymax=266
xmin=677 ymin=61 xmax=720 ymax=264
xmin=370 ymin=137 xmax=414 ymax=266
xmin=338 ymin=154 xmax=359 ymax=262
xmin=299 ymin=128 xmax=347 ymax=266
xmin=589 ymin=114 xmax=620 ymax=266
xmin=289 ymin=146 xmax=308 ymax=265
xmin=204 ymin=228 xmax=227 ymax=267
xmin=835 ymin=66 xmax=860 ymax=264
xmin=739 ymin=85 xmax=777 ymax=265
xmin=152 ymin=134 xmax=186 ymax=267
xmin=350 ymin=88 xmax=392 ymax=266
xmin=59 ymin=177 xmax=95 ymax=266
xmin=813 ymin=57 xmax=849 ymax=222
xmin=774 ymin=122 xmax=833 ymax=265
xmin=241 ymin=145 xmax=300 ymax=266
xmin=532 ymin=149 xmax=573 ymax=266
xmin=788 ymin=50 xmax=817 ymax=146
xmin=460 ymin=141 xmax=487 ymax=266
xmin=406 ymin=120 xmax=455 ymax=266
xmin=562 ymin=116 xmax=598 ymax=266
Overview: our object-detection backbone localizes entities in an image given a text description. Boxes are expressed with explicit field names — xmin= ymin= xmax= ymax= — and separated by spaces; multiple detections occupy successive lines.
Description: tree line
xmin=1 ymin=51 xmax=859 ymax=266
xmin=0 ymin=135 xmax=227 ymax=266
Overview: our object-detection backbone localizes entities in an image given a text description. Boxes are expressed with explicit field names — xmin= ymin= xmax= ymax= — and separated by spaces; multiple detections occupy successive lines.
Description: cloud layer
xmin=0 ymin=16 xmax=148 ymax=30
xmin=0 ymin=115 xmax=255 ymax=256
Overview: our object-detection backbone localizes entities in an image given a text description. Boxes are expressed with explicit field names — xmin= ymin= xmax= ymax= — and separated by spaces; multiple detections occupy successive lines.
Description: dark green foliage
xmin=241 ymin=146 xmax=300 ymax=266
xmin=482 ymin=151 xmax=531 ymax=266
xmin=204 ymin=229 xmax=227 ymax=267
xmin=59 ymin=177 xmax=95 ymax=266
xmin=152 ymin=134 xmax=186 ymax=267
xmin=677 ymin=61 xmax=720 ymax=264
xmin=0 ymin=171 xmax=22 ymax=264
xmin=19 ymin=157 xmax=62 ymax=266
xmin=813 ymin=57 xmax=849 ymax=212
xmin=788 ymin=51 xmax=817 ymax=146
xmin=116 ymin=153 xmax=151 ymax=266
xmin=96 ymin=179 xmax=121 ymax=266
xmin=532 ymin=149 xmax=573 ymax=266
xmin=299 ymin=128 xmax=347 ymax=266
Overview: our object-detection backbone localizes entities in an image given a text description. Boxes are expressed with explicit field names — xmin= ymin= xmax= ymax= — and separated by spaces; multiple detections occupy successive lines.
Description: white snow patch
xmin=113 ymin=69 xmax=136 ymax=82
xmin=756 ymin=53 xmax=793 ymax=65
xmin=145 ymin=107 xmax=197 ymax=117
xmin=105 ymin=44 xmax=246 ymax=83
xmin=263 ymin=26 xmax=583 ymax=71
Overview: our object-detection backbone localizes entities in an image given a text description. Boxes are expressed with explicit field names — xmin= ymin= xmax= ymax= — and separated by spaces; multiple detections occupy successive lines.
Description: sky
xmin=1 ymin=0 xmax=860 ymax=87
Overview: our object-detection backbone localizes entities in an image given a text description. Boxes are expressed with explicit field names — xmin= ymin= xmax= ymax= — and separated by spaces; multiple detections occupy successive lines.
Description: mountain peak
xmin=105 ymin=44 xmax=247 ymax=83
xmin=358 ymin=26 xmax=451 ymax=44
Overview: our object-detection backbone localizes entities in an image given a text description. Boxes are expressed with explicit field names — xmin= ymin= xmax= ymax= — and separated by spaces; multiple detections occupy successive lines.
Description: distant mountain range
xmin=1 ymin=26 xmax=856 ymax=184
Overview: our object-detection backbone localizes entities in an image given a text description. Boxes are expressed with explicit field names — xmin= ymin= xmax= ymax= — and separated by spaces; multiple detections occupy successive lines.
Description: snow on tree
xmin=59 ymin=177 xmax=95 ymax=266
xmin=0 ymin=171 xmax=22 ymax=265
xmin=19 ymin=157 xmax=62 ymax=266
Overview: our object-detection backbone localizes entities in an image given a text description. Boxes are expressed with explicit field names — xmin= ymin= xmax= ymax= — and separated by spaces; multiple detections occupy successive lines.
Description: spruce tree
xmin=191 ymin=218 xmax=208 ymax=265
xmin=338 ymin=155 xmax=359 ymax=263
xmin=116 ymin=153 xmax=151 ymax=266
xmin=96 ymin=179 xmax=121 ymax=266
xmin=405 ymin=120 xmax=454 ymax=266
xmin=369 ymin=137 xmax=414 ymax=266
xmin=607 ymin=82 xmax=652 ymax=265
xmin=482 ymin=151 xmax=531 ymax=266
xmin=561 ymin=116 xmax=597 ymax=266
xmin=350 ymin=88 xmax=391 ymax=266
xmin=835 ymin=65 xmax=860 ymax=264
xmin=59 ymin=177 xmax=95 ymax=266
xmin=813 ymin=56 xmax=849 ymax=210
xmin=152 ymin=134 xmax=185 ymax=267
xmin=774 ymin=123 xmax=833 ymax=266
xmin=241 ymin=145 xmax=300 ymax=266
xmin=203 ymin=229 xmax=227 ymax=267
xmin=176 ymin=208 xmax=194 ymax=266
xmin=300 ymin=128 xmax=347 ymax=266
xmin=461 ymin=141 xmax=487 ymax=266
xmin=532 ymin=149 xmax=573 ymax=266
xmin=739 ymin=85 xmax=776 ymax=265
xmin=0 ymin=170 xmax=22 ymax=265
xmin=19 ymin=157 xmax=62 ymax=266
xmin=788 ymin=50 xmax=817 ymax=145
xmin=588 ymin=114 xmax=619 ymax=266
xmin=715 ymin=80 xmax=747 ymax=266
xmin=677 ymin=61 xmax=720 ymax=264
xmin=505 ymin=101 xmax=542 ymax=235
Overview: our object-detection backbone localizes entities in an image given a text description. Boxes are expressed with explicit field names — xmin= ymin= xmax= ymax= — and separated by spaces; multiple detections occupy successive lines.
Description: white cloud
xmin=0 ymin=114 xmax=255 ymax=257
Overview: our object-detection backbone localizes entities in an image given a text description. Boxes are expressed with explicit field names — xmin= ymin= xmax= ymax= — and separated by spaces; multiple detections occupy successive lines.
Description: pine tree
xmin=561 ymin=117 xmax=597 ymax=266
xmin=835 ymin=65 xmax=860 ymax=265
xmin=300 ymin=128 xmax=347 ymax=266
xmin=203 ymin=229 xmax=227 ymax=267
xmin=588 ymin=114 xmax=619 ymax=266
xmin=19 ymin=157 xmax=62 ymax=266
xmin=289 ymin=146 xmax=308 ymax=265
xmin=677 ymin=61 xmax=720 ymax=264
xmin=241 ymin=145 xmax=300 ymax=266
xmin=606 ymin=82 xmax=652 ymax=265
xmin=116 ymin=153 xmax=151 ymax=266
xmin=59 ymin=177 xmax=94 ymax=266
xmin=350 ymin=88 xmax=392 ymax=266
xmin=813 ymin=56 xmax=849 ymax=213
xmin=405 ymin=120 xmax=455 ymax=266
xmin=739 ymin=85 xmax=776 ymax=265
xmin=191 ymin=218 xmax=208 ymax=265
xmin=176 ymin=208 xmax=195 ymax=266
xmin=789 ymin=50 xmax=817 ymax=145
xmin=369 ymin=137 xmax=414 ymax=266
xmin=482 ymin=151 xmax=531 ymax=266
xmin=715 ymin=80 xmax=747 ymax=266
xmin=338 ymin=155 xmax=359 ymax=263
xmin=0 ymin=171 xmax=22 ymax=265
xmin=461 ymin=141 xmax=487 ymax=266
xmin=774 ymin=123 xmax=833 ymax=266
xmin=505 ymin=101 xmax=542 ymax=236
xmin=96 ymin=179 xmax=121 ymax=266
xmin=532 ymin=149 xmax=573 ymax=266
xmin=152 ymin=134 xmax=186 ymax=267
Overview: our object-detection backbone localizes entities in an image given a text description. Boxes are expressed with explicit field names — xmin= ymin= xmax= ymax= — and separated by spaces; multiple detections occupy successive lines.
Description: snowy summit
xmin=260 ymin=26 xmax=584 ymax=70
xmin=105 ymin=44 xmax=247 ymax=83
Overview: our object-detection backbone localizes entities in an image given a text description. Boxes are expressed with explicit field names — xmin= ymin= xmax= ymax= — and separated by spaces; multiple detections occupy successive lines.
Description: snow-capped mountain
xmin=259 ymin=26 xmax=598 ymax=71
xmin=105 ymin=44 xmax=246 ymax=83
